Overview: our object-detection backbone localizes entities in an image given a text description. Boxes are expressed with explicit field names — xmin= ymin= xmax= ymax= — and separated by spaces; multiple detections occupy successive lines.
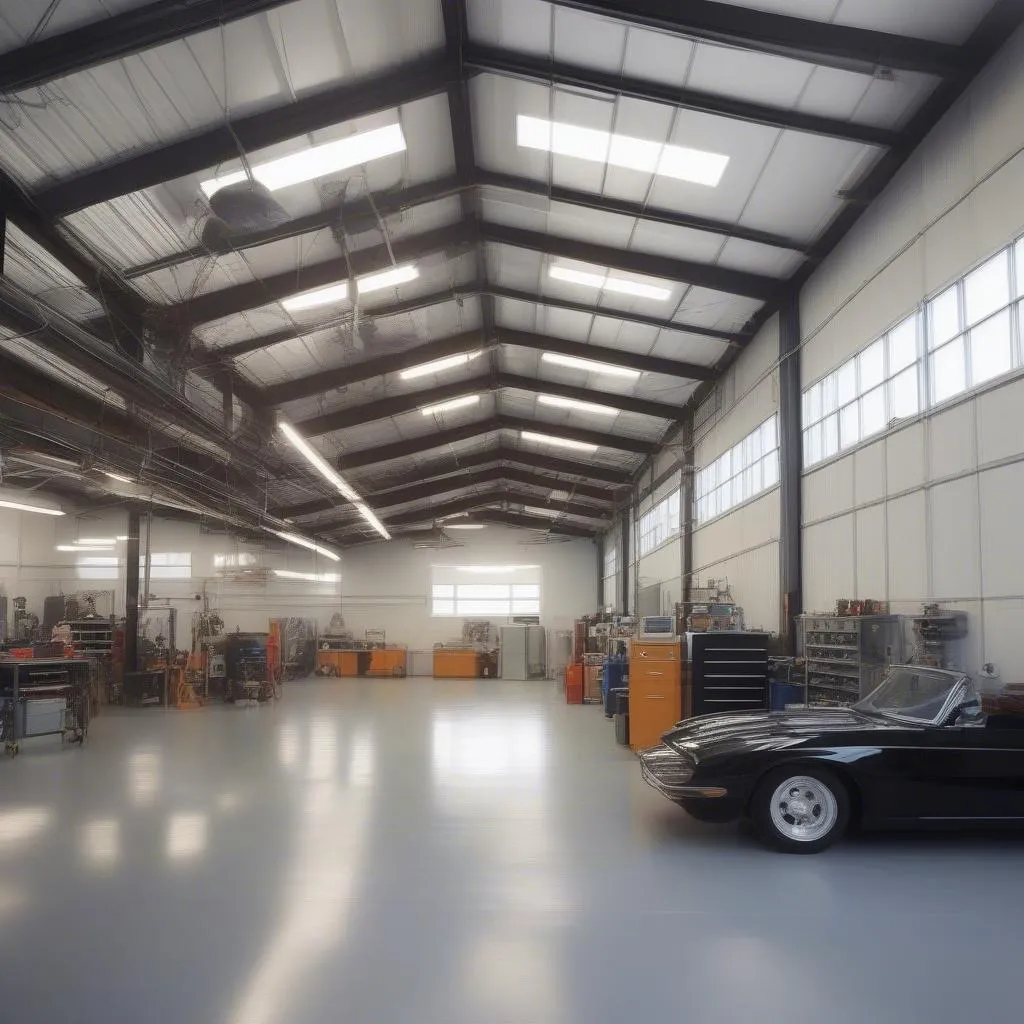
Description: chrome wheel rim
xmin=769 ymin=775 xmax=838 ymax=843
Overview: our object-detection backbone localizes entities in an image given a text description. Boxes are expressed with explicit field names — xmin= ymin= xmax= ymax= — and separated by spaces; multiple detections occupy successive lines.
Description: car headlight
xmin=641 ymin=745 xmax=694 ymax=785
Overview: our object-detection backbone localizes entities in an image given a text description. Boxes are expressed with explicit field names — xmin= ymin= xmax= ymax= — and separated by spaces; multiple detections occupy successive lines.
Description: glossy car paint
xmin=646 ymin=705 xmax=1024 ymax=827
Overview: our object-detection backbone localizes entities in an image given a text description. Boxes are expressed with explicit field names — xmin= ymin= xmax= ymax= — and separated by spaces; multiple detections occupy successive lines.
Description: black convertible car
xmin=640 ymin=666 xmax=1024 ymax=852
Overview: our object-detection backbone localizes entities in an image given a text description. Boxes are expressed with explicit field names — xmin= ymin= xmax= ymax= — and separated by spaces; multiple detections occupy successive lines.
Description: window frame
xmin=695 ymin=414 xmax=780 ymax=526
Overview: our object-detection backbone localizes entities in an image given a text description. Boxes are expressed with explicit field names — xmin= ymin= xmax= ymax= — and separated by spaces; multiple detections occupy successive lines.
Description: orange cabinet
xmin=433 ymin=649 xmax=481 ymax=678
xmin=629 ymin=641 xmax=683 ymax=752
xmin=368 ymin=648 xmax=406 ymax=677
xmin=317 ymin=650 xmax=359 ymax=676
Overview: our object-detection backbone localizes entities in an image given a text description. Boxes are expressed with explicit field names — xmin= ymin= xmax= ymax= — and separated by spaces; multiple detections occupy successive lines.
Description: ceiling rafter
xmin=0 ymin=1 xmax=302 ymax=94
xmin=32 ymin=55 xmax=457 ymax=218
xmin=259 ymin=325 xmax=710 ymax=408
xmin=276 ymin=444 xmax=630 ymax=517
xmin=334 ymin=416 xmax=646 ymax=470
xmin=476 ymin=170 xmax=807 ymax=254
xmin=125 ymin=176 xmax=468 ymax=279
xmin=478 ymin=508 xmax=599 ymax=536
xmin=295 ymin=466 xmax=614 ymax=532
xmin=382 ymin=487 xmax=610 ymax=528
xmin=160 ymin=220 xmax=477 ymax=328
xmin=464 ymin=44 xmax=899 ymax=147
xmin=545 ymin=0 xmax=965 ymax=77
xmin=481 ymin=221 xmax=778 ymax=300
xmin=290 ymin=369 xmax=681 ymax=435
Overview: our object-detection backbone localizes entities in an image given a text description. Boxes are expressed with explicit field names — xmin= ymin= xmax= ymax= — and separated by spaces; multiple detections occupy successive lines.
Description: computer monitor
xmin=639 ymin=615 xmax=676 ymax=641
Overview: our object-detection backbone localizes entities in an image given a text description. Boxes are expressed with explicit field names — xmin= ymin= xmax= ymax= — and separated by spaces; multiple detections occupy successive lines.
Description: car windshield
xmin=855 ymin=667 xmax=963 ymax=725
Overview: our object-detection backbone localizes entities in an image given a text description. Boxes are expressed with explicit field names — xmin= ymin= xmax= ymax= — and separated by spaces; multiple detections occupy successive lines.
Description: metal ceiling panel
xmin=0 ymin=0 xmax=144 ymax=49
xmin=831 ymin=0 xmax=998 ymax=45
xmin=626 ymin=218 xmax=728 ymax=267
xmin=480 ymin=191 xmax=637 ymax=250
xmin=673 ymin=288 xmax=763 ymax=333
xmin=61 ymin=93 xmax=455 ymax=274
xmin=551 ymin=6 xmax=627 ymax=69
xmin=0 ymin=333 xmax=129 ymax=412
xmin=687 ymin=42 xmax=812 ymax=108
xmin=467 ymin=0 xmax=551 ymax=55
xmin=645 ymin=329 xmax=730 ymax=367
xmin=716 ymin=237 xmax=805 ymax=279
xmin=852 ymin=71 xmax=940 ymax=131
xmin=620 ymin=23 xmax=695 ymax=85
xmin=739 ymin=131 xmax=877 ymax=239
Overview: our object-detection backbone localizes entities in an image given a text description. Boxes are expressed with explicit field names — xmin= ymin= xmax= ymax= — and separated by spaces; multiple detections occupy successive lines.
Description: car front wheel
xmin=752 ymin=767 xmax=850 ymax=853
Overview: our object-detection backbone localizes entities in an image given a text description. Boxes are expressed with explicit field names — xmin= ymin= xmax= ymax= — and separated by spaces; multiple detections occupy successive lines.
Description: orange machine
xmin=368 ymin=648 xmax=406 ymax=676
xmin=317 ymin=648 xmax=408 ymax=677
xmin=629 ymin=640 xmax=684 ymax=752
xmin=432 ymin=649 xmax=481 ymax=678
xmin=317 ymin=650 xmax=360 ymax=676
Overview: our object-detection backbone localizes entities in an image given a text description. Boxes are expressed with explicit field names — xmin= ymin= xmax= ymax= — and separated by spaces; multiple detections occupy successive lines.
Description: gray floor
xmin=1 ymin=677 xmax=1022 ymax=1023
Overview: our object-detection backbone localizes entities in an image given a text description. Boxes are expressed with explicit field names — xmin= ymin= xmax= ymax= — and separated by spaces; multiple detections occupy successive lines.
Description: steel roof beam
xmin=293 ymin=369 xmax=681 ymax=434
xmin=125 ymin=176 xmax=468 ymax=279
xmin=545 ymin=0 xmax=965 ymax=78
xmin=163 ymin=219 xmax=476 ymax=328
xmin=383 ymin=488 xmax=610 ymax=528
xmin=478 ymin=508 xmax=599 ymax=537
xmin=262 ymin=330 xmax=484 ymax=406
xmin=0 ymin=1 xmax=302 ymax=94
xmin=497 ymin=327 xmax=714 ymax=380
xmin=498 ymin=413 xmax=655 ymax=454
xmin=466 ymin=44 xmax=899 ymax=146
xmin=483 ymin=285 xmax=742 ymax=344
xmin=335 ymin=416 xmax=646 ymax=470
xmin=276 ymin=445 xmax=630 ymax=516
xmin=32 ymin=55 xmax=455 ymax=218
xmin=481 ymin=221 xmax=777 ymax=300
xmin=477 ymin=170 xmax=808 ymax=254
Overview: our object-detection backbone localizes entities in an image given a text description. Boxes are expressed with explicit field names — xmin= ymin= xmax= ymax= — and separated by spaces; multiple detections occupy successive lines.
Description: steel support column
xmin=619 ymin=508 xmax=630 ymax=614
xmin=125 ymin=509 xmax=141 ymax=675
xmin=680 ymin=410 xmax=695 ymax=609
xmin=778 ymin=289 xmax=803 ymax=653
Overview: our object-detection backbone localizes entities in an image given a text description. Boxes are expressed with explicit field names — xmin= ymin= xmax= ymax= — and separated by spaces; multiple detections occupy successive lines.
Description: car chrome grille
xmin=640 ymin=745 xmax=694 ymax=789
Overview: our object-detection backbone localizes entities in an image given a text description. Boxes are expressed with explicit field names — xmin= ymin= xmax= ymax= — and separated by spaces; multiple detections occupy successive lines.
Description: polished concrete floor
xmin=1 ymin=677 xmax=1022 ymax=1023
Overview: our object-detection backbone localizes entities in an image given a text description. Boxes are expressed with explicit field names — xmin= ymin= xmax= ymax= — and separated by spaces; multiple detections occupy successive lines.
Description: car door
xmin=870 ymin=723 xmax=1024 ymax=822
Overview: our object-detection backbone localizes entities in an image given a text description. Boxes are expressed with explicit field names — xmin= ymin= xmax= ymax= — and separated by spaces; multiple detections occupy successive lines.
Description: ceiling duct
xmin=201 ymin=180 xmax=289 ymax=249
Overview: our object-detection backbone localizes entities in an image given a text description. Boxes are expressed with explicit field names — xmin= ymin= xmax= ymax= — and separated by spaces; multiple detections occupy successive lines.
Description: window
xmin=802 ymin=313 xmax=921 ymax=468
xmin=695 ymin=415 xmax=779 ymax=524
xmin=142 ymin=552 xmax=191 ymax=580
xmin=431 ymin=566 xmax=541 ymax=617
xmin=638 ymin=490 xmax=681 ymax=555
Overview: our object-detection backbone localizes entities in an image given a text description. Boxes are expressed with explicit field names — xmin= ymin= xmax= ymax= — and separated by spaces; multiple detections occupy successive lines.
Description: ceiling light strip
xmin=420 ymin=394 xmax=480 ymax=416
xmin=271 ymin=531 xmax=341 ymax=562
xmin=540 ymin=352 xmax=640 ymax=380
xmin=520 ymin=430 xmax=598 ymax=453
xmin=401 ymin=350 xmax=482 ymax=381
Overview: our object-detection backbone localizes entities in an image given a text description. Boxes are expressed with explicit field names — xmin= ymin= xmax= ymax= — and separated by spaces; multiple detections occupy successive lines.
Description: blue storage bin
xmin=770 ymin=680 xmax=805 ymax=710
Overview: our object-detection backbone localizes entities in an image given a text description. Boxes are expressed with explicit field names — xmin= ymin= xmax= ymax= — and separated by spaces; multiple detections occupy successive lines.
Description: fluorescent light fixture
xmin=523 ymin=506 xmax=562 ymax=518
xmin=116 ymin=536 xmax=129 ymax=541
xmin=201 ymin=123 xmax=406 ymax=197
xmin=281 ymin=281 xmax=350 ymax=312
xmin=77 ymin=537 xmax=118 ymax=545
xmin=456 ymin=565 xmax=538 ymax=573
xmin=444 ymin=524 xmax=486 ymax=530
xmin=420 ymin=394 xmax=480 ymax=417
xmin=517 ymin=115 xmax=728 ymax=186
xmin=357 ymin=264 xmax=419 ymax=294
xmin=103 ymin=471 xmax=133 ymax=484
xmin=274 ymin=569 xmax=341 ymax=583
xmin=537 ymin=394 xmax=617 ymax=416
xmin=57 ymin=545 xmax=113 ymax=552
xmin=540 ymin=352 xmax=640 ymax=380
xmin=400 ymin=351 xmax=482 ymax=381
xmin=281 ymin=264 xmax=419 ymax=312
xmin=278 ymin=420 xmax=361 ymax=502
xmin=520 ymin=430 xmax=598 ymax=453
xmin=0 ymin=493 xmax=65 ymax=516
xmin=272 ymin=531 xmax=341 ymax=562
xmin=355 ymin=503 xmax=391 ymax=541
xmin=548 ymin=264 xmax=671 ymax=302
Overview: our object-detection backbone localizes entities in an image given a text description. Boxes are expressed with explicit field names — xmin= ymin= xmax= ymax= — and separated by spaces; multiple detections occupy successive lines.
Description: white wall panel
xmin=637 ymin=538 xmax=680 ymax=588
xmin=695 ymin=542 xmax=779 ymax=633
xmin=886 ymin=422 xmax=926 ymax=494
xmin=982 ymin=600 xmax=1024 ymax=681
xmin=854 ymin=439 xmax=887 ymax=506
xmin=928 ymin=401 xmax=977 ymax=480
xmin=693 ymin=491 xmax=779 ymax=568
xmin=803 ymin=455 xmax=855 ymax=525
xmin=979 ymin=462 xmax=1024 ymax=599
xmin=855 ymin=504 xmax=887 ymax=598
xmin=929 ymin=477 xmax=981 ymax=599
xmin=803 ymin=514 xmax=855 ymax=613
xmin=976 ymin=377 xmax=1024 ymax=466
xmin=885 ymin=491 xmax=928 ymax=601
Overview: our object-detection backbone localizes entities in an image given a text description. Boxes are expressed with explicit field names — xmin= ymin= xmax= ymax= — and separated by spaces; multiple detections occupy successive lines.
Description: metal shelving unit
xmin=799 ymin=615 xmax=903 ymax=707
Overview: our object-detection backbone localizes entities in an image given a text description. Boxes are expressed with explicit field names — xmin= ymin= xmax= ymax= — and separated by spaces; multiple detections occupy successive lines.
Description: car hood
xmin=662 ymin=707 xmax=908 ymax=761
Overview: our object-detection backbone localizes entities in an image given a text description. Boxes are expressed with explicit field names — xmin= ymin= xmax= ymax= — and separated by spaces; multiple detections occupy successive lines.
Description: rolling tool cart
xmin=0 ymin=658 xmax=90 ymax=756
